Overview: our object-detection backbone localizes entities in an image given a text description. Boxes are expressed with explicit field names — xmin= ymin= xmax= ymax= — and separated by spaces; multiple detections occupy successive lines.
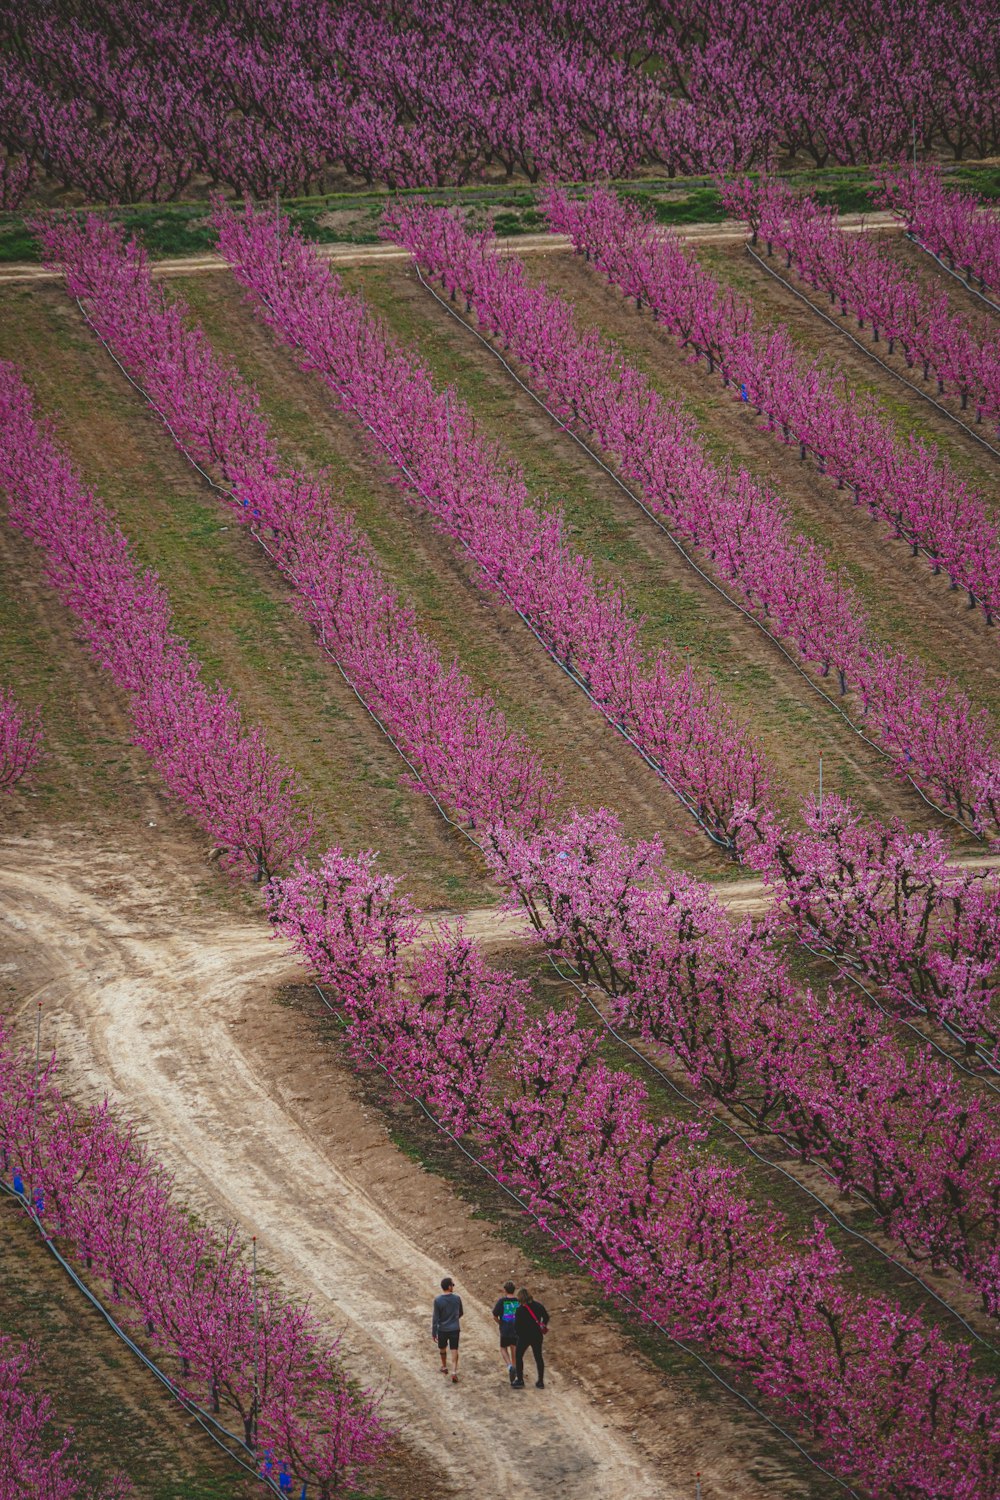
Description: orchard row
xmin=0 ymin=1 xmax=998 ymax=207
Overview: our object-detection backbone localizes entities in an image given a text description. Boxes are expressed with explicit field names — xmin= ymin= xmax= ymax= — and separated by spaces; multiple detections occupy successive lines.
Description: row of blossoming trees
xmin=880 ymin=164 xmax=1000 ymax=302
xmin=0 ymin=1332 xmax=133 ymax=1499
xmin=1 ymin=349 xmax=998 ymax=1498
xmin=721 ymin=176 xmax=1000 ymax=436
xmin=0 ymin=1018 xmax=386 ymax=1495
xmin=4 ymin=203 xmax=1000 ymax=1490
xmin=1 ymin=0 xmax=998 ymax=207
xmin=36 ymin=207 xmax=1000 ymax=1308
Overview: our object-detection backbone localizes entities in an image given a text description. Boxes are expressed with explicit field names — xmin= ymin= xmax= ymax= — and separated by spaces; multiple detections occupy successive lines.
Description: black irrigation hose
xmin=75 ymin=297 xmax=483 ymax=859
xmin=0 ymin=1178 xmax=283 ymax=1495
xmin=410 ymin=261 xmax=1000 ymax=1063
xmin=745 ymin=243 xmax=1000 ymax=461
xmin=410 ymin=261 xmax=978 ymax=839
xmin=797 ymin=928 xmax=1000 ymax=1084
xmin=307 ymin=979 xmax=860 ymax=1498
xmin=542 ymin=954 xmax=995 ymax=1352
xmin=904 ymin=230 xmax=1000 ymax=317
xmin=73 ymin=275 xmax=995 ymax=1353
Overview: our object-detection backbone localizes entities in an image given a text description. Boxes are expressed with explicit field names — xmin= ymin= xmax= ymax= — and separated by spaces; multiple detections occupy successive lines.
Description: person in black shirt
xmin=491 ymin=1279 xmax=521 ymax=1383
xmin=431 ymin=1276 xmax=464 ymax=1382
xmin=511 ymin=1285 xmax=549 ymax=1388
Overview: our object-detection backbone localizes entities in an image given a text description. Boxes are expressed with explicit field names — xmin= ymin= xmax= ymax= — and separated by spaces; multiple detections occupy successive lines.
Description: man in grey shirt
xmin=431 ymin=1275 xmax=464 ymax=1382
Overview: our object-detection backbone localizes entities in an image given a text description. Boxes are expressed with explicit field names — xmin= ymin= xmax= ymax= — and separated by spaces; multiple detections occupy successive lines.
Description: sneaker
xmin=508 ymin=1366 xmax=517 ymax=1385
xmin=452 ymin=1373 xmax=459 ymax=1383
xmin=511 ymin=1378 xmax=525 ymax=1388
xmin=535 ymin=1380 xmax=545 ymax=1389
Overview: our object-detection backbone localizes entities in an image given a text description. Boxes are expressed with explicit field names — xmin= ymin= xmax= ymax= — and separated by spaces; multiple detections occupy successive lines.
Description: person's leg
xmin=514 ymin=1341 xmax=526 ymax=1384
xmin=451 ymin=1334 xmax=460 ymax=1379
xmin=499 ymin=1339 xmax=513 ymax=1372
xmin=438 ymin=1336 xmax=449 ymax=1372
xmin=533 ymin=1334 xmax=545 ymax=1387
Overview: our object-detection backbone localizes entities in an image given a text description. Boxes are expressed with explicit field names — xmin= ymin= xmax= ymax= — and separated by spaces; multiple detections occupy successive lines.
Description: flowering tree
xmin=0 ymin=363 xmax=312 ymax=881
xmin=0 ymin=685 xmax=43 ymax=792
xmin=268 ymin=843 xmax=1000 ymax=1498
xmin=549 ymin=185 xmax=1000 ymax=631
xmin=0 ymin=1022 xmax=386 ymax=1494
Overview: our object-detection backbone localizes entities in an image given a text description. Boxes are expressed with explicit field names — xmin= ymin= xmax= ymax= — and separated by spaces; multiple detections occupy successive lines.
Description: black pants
xmin=516 ymin=1334 xmax=544 ymax=1382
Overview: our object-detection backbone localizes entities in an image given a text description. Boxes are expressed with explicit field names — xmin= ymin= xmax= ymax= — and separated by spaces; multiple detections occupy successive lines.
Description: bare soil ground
xmin=0 ymin=825 xmax=830 ymax=1500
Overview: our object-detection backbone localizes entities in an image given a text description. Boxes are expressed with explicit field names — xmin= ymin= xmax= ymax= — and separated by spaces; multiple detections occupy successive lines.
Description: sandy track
xmin=0 ymin=832 xmax=675 ymax=1500
xmin=0 ymin=209 xmax=902 ymax=285
xmin=443 ymin=856 xmax=1000 ymax=946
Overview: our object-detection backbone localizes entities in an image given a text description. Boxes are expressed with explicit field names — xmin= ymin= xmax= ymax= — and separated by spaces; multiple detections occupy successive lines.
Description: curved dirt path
xmin=0 ymin=832 xmax=678 ymax=1500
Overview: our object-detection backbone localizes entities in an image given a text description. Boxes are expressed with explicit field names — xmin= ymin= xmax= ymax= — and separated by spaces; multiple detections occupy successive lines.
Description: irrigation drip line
xmin=905 ymin=231 xmax=1000 ymax=317
xmin=543 ymin=953 xmax=996 ymax=1351
xmin=0 ymin=1178 xmax=284 ymax=1496
xmin=75 ymin=293 xmax=485 ymax=857
xmin=798 ymin=929 xmax=1000 ymax=1084
xmin=745 ymin=244 xmax=1000 ymax=462
xmin=307 ymin=978 xmax=859 ymax=1498
xmin=316 ymin=352 xmax=735 ymax=854
xmin=75 ymin=267 xmax=997 ymax=1345
xmin=410 ymin=260 xmax=978 ymax=840
xmin=226 ymin=277 xmax=735 ymax=855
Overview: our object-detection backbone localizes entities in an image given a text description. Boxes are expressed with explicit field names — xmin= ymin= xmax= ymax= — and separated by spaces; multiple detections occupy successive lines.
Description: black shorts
xmin=438 ymin=1330 xmax=459 ymax=1350
xmin=499 ymin=1330 xmax=517 ymax=1349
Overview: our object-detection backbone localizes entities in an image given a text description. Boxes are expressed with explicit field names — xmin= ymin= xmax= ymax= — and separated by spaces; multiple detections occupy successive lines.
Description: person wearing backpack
xmin=491 ymin=1280 xmax=521 ymax=1382
xmin=511 ymin=1285 xmax=549 ymax=1389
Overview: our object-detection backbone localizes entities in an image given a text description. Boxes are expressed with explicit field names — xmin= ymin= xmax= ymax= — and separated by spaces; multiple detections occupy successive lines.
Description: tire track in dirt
xmin=1 ymin=829 xmax=803 ymax=1500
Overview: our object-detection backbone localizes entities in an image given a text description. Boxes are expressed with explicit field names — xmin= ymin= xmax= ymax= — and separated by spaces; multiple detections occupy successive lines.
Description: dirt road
xmin=0 ymin=831 xmax=687 ymax=1499
xmin=0 ymin=209 xmax=902 ymax=285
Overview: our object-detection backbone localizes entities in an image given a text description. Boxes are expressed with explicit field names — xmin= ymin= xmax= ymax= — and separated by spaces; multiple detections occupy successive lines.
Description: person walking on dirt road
xmin=511 ymin=1285 xmax=549 ymax=1389
xmin=432 ymin=1276 xmax=464 ymax=1382
xmin=492 ymin=1280 xmax=521 ymax=1382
